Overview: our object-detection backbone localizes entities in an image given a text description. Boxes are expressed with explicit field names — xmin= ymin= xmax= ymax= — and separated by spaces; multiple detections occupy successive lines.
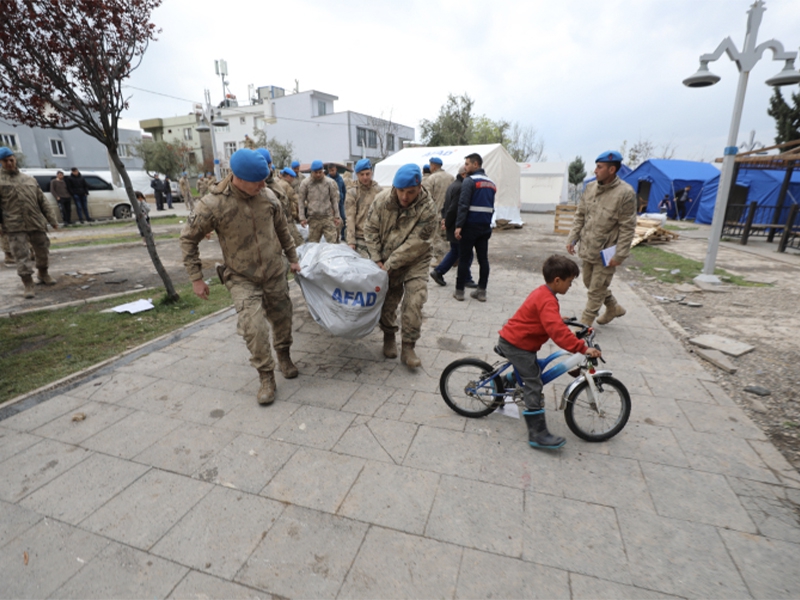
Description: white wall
xmin=519 ymin=162 xmax=568 ymax=212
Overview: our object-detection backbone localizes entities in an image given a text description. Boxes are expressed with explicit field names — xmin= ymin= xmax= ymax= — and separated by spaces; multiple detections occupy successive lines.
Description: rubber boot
xmin=580 ymin=311 xmax=595 ymax=327
xmin=257 ymin=371 xmax=276 ymax=405
xmin=470 ymin=288 xmax=486 ymax=302
xmin=276 ymin=348 xmax=298 ymax=379
xmin=523 ymin=410 xmax=566 ymax=450
xmin=400 ymin=341 xmax=421 ymax=368
xmin=596 ymin=303 xmax=626 ymax=325
xmin=37 ymin=269 xmax=55 ymax=285
xmin=21 ymin=274 xmax=35 ymax=299
xmin=383 ymin=331 xmax=398 ymax=359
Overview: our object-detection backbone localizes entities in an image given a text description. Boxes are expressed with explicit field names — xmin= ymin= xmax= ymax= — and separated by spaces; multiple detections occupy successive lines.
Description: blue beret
xmin=229 ymin=149 xmax=268 ymax=182
xmin=311 ymin=159 xmax=324 ymax=171
xmin=429 ymin=156 xmax=443 ymax=166
xmin=422 ymin=164 xmax=431 ymax=173
xmin=282 ymin=167 xmax=297 ymax=177
xmin=255 ymin=147 xmax=273 ymax=165
xmin=393 ymin=164 xmax=422 ymax=189
xmin=291 ymin=160 xmax=300 ymax=169
xmin=0 ymin=147 xmax=14 ymax=160
xmin=354 ymin=158 xmax=371 ymax=173
xmin=596 ymin=150 xmax=623 ymax=163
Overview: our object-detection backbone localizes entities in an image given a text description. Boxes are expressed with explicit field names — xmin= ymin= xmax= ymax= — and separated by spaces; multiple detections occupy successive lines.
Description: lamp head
xmin=211 ymin=113 xmax=229 ymax=127
xmin=195 ymin=117 xmax=210 ymax=133
xmin=765 ymin=60 xmax=800 ymax=87
xmin=683 ymin=62 xmax=721 ymax=88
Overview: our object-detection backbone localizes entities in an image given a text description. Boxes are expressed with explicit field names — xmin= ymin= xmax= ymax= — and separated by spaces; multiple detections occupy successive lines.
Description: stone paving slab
xmin=1 ymin=224 xmax=799 ymax=598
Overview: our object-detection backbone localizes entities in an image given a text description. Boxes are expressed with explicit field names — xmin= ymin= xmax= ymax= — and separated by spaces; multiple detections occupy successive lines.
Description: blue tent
xmin=583 ymin=163 xmax=633 ymax=188
xmin=694 ymin=167 xmax=800 ymax=225
xmin=620 ymin=159 xmax=720 ymax=219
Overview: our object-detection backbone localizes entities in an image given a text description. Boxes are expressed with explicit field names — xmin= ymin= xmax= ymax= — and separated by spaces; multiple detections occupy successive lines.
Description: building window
xmin=239 ymin=117 xmax=246 ymax=125
xmin=214 ymin=124 xmax=230 ymax=133
xmin=118 ymin=144 xmax=132 ymax=158
xmin=387 ymin=134 xmax=395 ymax=152
xmin=368 ymin=130 xmax=377 ymax=148
xmin=183 ymin=127 xmax=193 ymax=141
xmin=224 ymin=141 xmax=237 ymax=159
xmin=318 ymin=101 xmax=326 ymax=116
xmin=0 ymin=133 xmax=18 ymax=149
xmin=188 ymin=151 xmax=197 ymax=165
xmin=357 ymin=127 xmax=367 ymax=147
xmin=50 ymin=138 xmax=66 ymax=157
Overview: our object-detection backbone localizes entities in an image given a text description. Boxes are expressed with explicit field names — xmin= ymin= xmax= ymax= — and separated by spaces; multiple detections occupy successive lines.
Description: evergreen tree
xmin=767 ymin=87 xmax=800 ymax=144
xmin=568 ymin=156 xmax=586 ymax=186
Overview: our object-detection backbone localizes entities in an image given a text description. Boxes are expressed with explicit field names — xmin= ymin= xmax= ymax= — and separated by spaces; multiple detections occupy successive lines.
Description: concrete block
xmin=211 ymin=397 xmax=300 ymax=439
xmin=398 ymin=390 xmax=467 ymax=432
xmin=333 ymin=417 xmax=418 ymax=464
xmin=132 ymin=422 xmax=237 ymax=475
xmin=455 ymin=549 xmax=570 ymax=599
xmin=1 ymin=394 xmax=90 ymax=432
xmin=0 ymin=439 xmax=90 ymax=503
xmin=677 ymin=400 xmax=767 ymax=440
xmin=287 ymin=376 xmax=360 ymax=409
xmin=340 ymin=383 xmax=395 ymax=416
xmin=168 ymin=571 xmax=271 ymax=599
xmin=694 ymin=348 xmax=737 ymax=373
xmin=720 ymin=529 xmax=800 ymax=599
xmin=269 ymin=404 xmax=355 ymax=450
xmin=80 ymin=410 xmax=183 ymax=459
xmin=728 ymin=477 xmax=800 ymax=545
xmin=0 ymin=427 xmax=41 ymax=463
xmin=689 ymin=334 xmax=754 ymax=357
xmin=31 ymin=401 xmax=133 ymax=445
xmin=0 ymin=499 xmax=42 ymax=548
xmin=605 ymin=422 xmax=690 ymax=468
xmin=570 ymin=573 xmax=679 ymax=599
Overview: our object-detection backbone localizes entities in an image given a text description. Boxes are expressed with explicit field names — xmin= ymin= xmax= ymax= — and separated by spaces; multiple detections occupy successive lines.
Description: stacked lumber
xmin=631 ymin=217 xmax=679 ymax=247
xmin=554 ymin=205 xmax=577 ymax=234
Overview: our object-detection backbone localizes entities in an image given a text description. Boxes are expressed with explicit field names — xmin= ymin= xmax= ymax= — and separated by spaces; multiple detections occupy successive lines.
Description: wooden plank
xmin=554 ymin=205 xmax=577 ymax=235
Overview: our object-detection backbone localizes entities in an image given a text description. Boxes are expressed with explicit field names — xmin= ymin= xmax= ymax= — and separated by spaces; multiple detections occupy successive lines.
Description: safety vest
xmin=466 ymin=173 xmax=496 ymax=226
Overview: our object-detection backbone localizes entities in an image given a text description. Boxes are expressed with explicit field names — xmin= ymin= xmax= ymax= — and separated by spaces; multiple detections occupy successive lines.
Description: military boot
xmin=580 ymin=311 xmax=595 ymax=327
xmin=383 ymin=331 xmax=398 ymax=359
xmin=453 ymin=289 xmax=465 ymax=301
xmin=257 ymin=371 xmax=276 ymax=405
xmin=401 ymin=341 xmax=421 ymax=368
xmin=3 ymin=253 xmax=15 ymax=267
xmin=470 ymin=288 xmax=487 ymax=302
xmin=215 ymin=263 xmax=227 ymax=285
xmin=523 ymin=409 xmax=566 ymax=450
xmin=596 ymin=303 xmax=627 ymax=325
xmin=21 ymin=274 xmax=35 ymax=299
xmin=37 ymin=269 xmax=56 ymax=285
xmin=276 ymin=348 xmax=298 ymax=379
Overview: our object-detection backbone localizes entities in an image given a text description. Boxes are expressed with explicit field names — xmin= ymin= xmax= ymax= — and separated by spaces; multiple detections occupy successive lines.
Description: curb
xmin=0 ymin=287 xmax=160 ymax=318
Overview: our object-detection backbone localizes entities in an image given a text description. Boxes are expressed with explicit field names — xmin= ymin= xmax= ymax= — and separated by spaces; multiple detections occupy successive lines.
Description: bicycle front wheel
xmin=564 ymin=375 xmax=631 ymax=442
xmin=440 ymin=358 xmax=505 ymax=418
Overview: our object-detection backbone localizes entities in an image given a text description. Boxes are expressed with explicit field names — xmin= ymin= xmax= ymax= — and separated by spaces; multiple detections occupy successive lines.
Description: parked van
xmin=22 ymin=169 xmax=133 ymax=222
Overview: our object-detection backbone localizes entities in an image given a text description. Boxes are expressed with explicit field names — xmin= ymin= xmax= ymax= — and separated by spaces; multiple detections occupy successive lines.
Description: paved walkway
xmin=1 ymin=221 xmax=799 ymax=599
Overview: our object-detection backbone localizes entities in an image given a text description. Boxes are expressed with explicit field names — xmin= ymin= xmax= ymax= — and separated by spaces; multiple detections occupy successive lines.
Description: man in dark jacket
xmin=150 ymin=174 xmax=166 ymax=211
xmin=454 ymin=153 xmax=496 ymax=302
xmin=430 ymin=165 xmax=475 ymax=288
xmin=66 ymin=167 xmax=93 ymax=223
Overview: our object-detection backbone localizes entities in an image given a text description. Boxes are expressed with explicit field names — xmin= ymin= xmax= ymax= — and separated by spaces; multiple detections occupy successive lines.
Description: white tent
xmin=373 ymin=143 xmax=522 ymax=225
xmin=518 ymin=162 xmax=569 ymax=212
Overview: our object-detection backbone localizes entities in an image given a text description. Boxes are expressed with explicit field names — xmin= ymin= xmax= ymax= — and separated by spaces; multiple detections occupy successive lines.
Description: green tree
xmin=767 ymin=87 xmax=800 ymax=144
xmin=420 ymin=93 xmax=475 ymax=146
xmin=568 ymin=156 xmax=586 ymax=186
xmin=133 ymin=139 xmax=191 ymax=178
xmin=251 ymin=127 xmax=294 ymax=168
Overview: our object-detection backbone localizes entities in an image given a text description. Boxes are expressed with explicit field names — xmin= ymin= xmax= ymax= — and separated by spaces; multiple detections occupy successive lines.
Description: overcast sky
xmin=120 ymin=0 xmax=800 ymax=165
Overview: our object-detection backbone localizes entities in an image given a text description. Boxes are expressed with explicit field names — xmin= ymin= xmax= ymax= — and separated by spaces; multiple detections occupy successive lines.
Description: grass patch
xmin=630 ymin=246 xmax=769 ymax=286
xmin=51 ymin=232 xmax=181 ymax=248
xmin=0 ymin=280 xmax=232 ymax=405
xmin=67 ymin=215 xmax=186 ymax=230
xmin=663 ymin=224 xmax=698 ymax=231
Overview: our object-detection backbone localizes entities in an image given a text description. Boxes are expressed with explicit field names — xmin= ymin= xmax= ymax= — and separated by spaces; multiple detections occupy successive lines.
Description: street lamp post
xmin=195 ymin=88 xmax=229 ymax=181
xmin=683 ymin=0 xmax=800 ymax=283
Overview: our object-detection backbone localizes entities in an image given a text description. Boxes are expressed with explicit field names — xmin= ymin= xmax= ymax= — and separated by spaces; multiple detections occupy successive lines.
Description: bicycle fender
xmin=559 ymin=370 xmax=614 ymax=410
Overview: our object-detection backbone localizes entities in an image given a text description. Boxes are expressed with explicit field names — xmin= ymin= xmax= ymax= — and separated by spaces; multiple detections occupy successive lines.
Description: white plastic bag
xmin=296 ymin=223 xmax=309 ymax=241
xmin=295 ymin=243 xmax=389 ymax=339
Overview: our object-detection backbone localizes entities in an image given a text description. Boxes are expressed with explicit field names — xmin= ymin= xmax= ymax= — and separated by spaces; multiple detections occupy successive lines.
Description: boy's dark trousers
xmin=497 ymin=336 xmax=543 ymax=410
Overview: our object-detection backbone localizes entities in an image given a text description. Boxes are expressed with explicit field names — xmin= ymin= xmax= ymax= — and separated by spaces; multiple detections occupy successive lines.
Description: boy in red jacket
xmin=497 ymin=255 xmax=602 ymax=449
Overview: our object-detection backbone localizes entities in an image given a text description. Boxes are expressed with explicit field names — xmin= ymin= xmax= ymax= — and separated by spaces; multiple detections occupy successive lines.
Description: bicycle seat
xmin=494 ymin=345 xmax=507 ymax=358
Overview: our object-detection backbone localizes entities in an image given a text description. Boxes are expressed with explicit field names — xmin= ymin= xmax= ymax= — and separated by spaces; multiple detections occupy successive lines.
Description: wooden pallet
xmin=554 ymin=205 xmax=577 ymax=235
xmin=631 ymin=217 xmax=680 ymax=247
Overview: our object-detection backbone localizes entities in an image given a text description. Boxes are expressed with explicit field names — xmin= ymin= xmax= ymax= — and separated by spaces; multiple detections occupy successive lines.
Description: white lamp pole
xmin=683 ymin=0 xmax=800 ymax=283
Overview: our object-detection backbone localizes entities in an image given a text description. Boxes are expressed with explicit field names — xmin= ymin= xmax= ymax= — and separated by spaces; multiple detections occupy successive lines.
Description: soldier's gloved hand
xmin=289 ymin=262 xmax=301 ymax=274
xmin=192 ymin=279 xmax=209 ymax=300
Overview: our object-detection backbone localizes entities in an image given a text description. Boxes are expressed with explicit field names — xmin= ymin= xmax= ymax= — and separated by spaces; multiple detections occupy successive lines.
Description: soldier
xmin=180 ymin=148 xmax=301 ymax=406
xmin=566 ymin=150 xmax=636 ymax=326
xmin=422 ymin=164 xmax=431 ymax=184
xmin=0 ymin=146 xmax=59 ymax=298
xmin=298 ymin=160 xmax=340 ymax=243
xmin=179 ymin=172 xmax=194 ymax=212
xmin=279 ymin=168 xmax=302 ymax=224
xmin=423 ymin=156 xmax=454 ymax=260
xmin=243 ymin=134 xmax=256 ymax=150
xmin=257 ymin=148 xmax=304 ymax=249
xmin=327 ymin=164 xmax=347 ymax=240
xmin=344 ymin=158 xmax=382 ymax=258
xmin=291 ymin=160 xmax=305 ymax=186
xmin=1 ymin=230 xmax=14 ymax=266
xmin=364 ymin=164 xmax=437 ymax=369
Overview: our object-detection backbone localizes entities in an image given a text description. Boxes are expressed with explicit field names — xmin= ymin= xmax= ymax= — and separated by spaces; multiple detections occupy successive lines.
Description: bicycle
xmin=439 ymin=319 xmax=631 ymax=442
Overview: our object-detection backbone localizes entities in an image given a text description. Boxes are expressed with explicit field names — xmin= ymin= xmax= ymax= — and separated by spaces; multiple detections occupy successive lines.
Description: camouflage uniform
xmin=424 ymin=169 xmax=454 ymax=258
xmin=345 ymin=179 xmax=382 ymax=258
xmin=298 ymin=176 xmax=339 ymax=243
xmin=180 ymin=174 xmax=298 ymax=376
xmin=179 ymin=176 xmax=194 ymax=212
xmin=0 ymin=168 xmax=58 ymax=278
xmin=567 ymin=176 xmax=636 ymax=322
xmin=266 ymin=172 xmax=303 ymax=248
xmin=364 ymin=187 xmax=437 ymax=343
xmin=197 ymin=177 xmax=209 ymax=198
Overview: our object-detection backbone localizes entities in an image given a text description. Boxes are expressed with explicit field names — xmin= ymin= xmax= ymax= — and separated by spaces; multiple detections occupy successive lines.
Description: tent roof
xmin=639 ymin=159 xmax=720 ymax=181
xmin=519 ymin=162 xmax=567 ymax=176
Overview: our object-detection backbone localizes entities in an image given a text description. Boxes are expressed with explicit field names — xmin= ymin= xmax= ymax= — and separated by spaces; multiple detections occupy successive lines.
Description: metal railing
xmin=723 ymin=201 xmax=800 ymax=251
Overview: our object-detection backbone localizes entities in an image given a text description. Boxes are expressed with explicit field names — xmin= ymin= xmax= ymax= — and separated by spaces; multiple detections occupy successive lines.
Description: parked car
xmin=169 ymin=179 xmax=183 ymax=202
xmin=23 ymin=169 xmax=133 ymax=222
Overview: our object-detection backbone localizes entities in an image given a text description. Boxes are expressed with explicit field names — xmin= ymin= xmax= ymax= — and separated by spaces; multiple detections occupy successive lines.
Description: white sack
xmin=295 ymin=243 xmax=389 ymax=339
xmin=296 ymin=223 xmax=309 ymax=241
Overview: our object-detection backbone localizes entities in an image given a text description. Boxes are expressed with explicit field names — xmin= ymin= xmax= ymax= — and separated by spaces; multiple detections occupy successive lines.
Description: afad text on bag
xmin=331 ymin=288 xmax=378 ymax=307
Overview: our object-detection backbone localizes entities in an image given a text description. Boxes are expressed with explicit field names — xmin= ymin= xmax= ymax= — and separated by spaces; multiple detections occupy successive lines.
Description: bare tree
xmin=505 ymin=122 xmax=546 ymax=162
xmin=365 ymin=112 xmax=401 ymax=159
xmin=0 ymin=0 xmax=179 ymax=300
xmin=658 ymin=140 xmax=678 ymax=160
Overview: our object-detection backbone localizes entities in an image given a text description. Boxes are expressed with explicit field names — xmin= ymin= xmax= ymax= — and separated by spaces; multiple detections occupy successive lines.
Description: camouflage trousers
xmin=379 ymin=267 xmax=428 ymax=343
xmin=7 ymin=231 xmax=49 ymax=277
xmin=227 ymin=274 xmax=293 ymax=375
xmin=581 ymin=261 xmax=617 ymax=319
xmin=288 ymin=220 xmax=304 ymax=248
xmin=351 ymin=238 xmax=370 ymax=259
xmin=184 ymin=195 xmax=195 ymax=214
xmin=1 ymin=230 xmax=11 ymax=258
xmin=307 ymin=216 xmax=338 ymax=244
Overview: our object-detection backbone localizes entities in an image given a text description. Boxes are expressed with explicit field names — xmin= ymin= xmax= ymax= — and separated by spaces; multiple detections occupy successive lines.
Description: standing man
xmin=163 ymin=175 xmax=174 ymax=209
xmin=422 ymin=164 xmax=431 ymax=184
xmin=179 ymin=172 xmax=194 ymax=212
xmin=197 ymin=172 xmax=210 ymax=199
xmin=344 ymin=158 xmax=382 ymax=257
xmin=50 ymin=171 xmax=72 ymax=226
xmin=424 ymin=156 xmax=454 ymax=260
xmin=327 ymin=164 xmax=347 ymax=240
xmin=430 ymin=165 xmax=476 ymax=287
xmin=291 ymin=160 xmax=305 ymax=187
xmin=674 ymin=185 xmax=691 ymax=221
xmin=258 ymin=148 xmax=304 ymax=249
xmin=298 ymin=160 xmax=340 ymax=243
xmin=454 ymin=153 xmax=496 ymax=302
xmin=150 ymin=174 xmax=165 ymax=211
xmin=566 ymin=150 xmax=636 ymax=326
xmin=180 ymin=148 xmax=301 ymax=406
xmin=0 ymin=147 xmax=59 ymax=298
xmin=364 ymin=164 xmax=437 ymax=369
xmin=280 ymin=168 xmax=302 ymax=229
xmin=66 ymin=167 xmax=92 ymax=223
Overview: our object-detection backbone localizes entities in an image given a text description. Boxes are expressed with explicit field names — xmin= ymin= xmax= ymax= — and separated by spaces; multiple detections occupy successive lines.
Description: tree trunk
xmin=107 ymin=148 xmax=180 ymax=301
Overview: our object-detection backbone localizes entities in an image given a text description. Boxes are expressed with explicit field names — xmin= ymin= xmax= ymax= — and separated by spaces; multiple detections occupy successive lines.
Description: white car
xmin=23 ymin=169 xmax=133 ymax=221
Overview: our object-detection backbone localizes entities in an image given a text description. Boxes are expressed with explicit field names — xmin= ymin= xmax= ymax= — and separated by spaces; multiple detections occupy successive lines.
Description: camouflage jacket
xmin=266 ymin=174 xmax=298 ymax=223
xmin=0 ymin=169 xmax=58 ymax=233
xmin=179 ymin=177 xmax=192 ymax=201
xmin=180 ymin=174 xmax=298 ymax=284
xmin=364 ymin=187 xmax=437 ymax=272
xmin=345 ymin=180 xmax=382 ymax=242
xmin=298 ymin=176 xmax=339 ymax=220
xmin=423 ymin=169 xmax=455 ymax=214
xmin=567 ymin=176 xmax=637 ymax=264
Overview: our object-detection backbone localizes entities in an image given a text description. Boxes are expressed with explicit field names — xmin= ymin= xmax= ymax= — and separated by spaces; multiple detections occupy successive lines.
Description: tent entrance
xmin=636 ymin=180 xmax=652 ymax=212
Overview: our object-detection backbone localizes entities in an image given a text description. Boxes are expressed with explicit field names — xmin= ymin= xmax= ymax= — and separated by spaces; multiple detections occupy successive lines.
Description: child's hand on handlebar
xmin=585 ymin=348 xmax=602 ymax=359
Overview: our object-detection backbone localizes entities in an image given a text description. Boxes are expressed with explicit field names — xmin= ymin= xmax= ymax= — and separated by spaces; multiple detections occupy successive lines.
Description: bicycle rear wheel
xmin=564 ymin=375 xmax=631 ymax=442
xmin=440 ymin=358 xmax=505 ymax=418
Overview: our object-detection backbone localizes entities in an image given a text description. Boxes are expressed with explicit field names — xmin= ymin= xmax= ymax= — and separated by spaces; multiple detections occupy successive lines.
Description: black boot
xmin=523 ymin=410 xmax=565 ymax=450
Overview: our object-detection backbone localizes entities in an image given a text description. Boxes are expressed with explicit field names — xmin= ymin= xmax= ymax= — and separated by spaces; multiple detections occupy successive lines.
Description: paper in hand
xmin=601 ymin=245 xmax=617 ymax=267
